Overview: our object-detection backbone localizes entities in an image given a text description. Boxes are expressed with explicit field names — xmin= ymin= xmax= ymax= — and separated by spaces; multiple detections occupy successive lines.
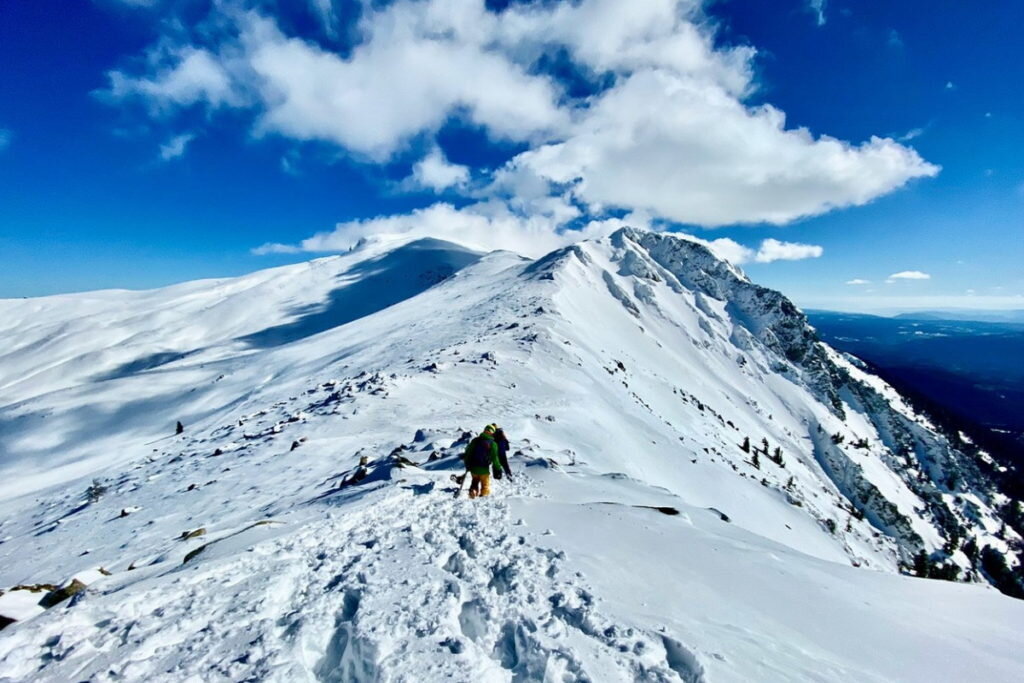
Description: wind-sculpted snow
xmin=0 ymin=229 xmax=1022 ymax=680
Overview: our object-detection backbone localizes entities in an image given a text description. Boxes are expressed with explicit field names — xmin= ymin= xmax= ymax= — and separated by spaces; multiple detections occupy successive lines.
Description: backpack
xmin=465 ymin=436 xmax=493 ymax=470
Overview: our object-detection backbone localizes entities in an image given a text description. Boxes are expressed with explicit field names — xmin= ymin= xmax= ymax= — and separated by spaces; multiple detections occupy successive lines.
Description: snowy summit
xmin=0 ymin=228 xmax=1022 ymax=681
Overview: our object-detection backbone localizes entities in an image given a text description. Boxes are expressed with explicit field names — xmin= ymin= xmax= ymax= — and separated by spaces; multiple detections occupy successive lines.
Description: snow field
xmin=1 ymin=230 xmax=1022 ymax=680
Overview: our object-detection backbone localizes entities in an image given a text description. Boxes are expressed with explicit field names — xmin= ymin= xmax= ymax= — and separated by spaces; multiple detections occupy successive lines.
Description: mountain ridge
xmin=0 ymin=227 xmax=1022 ymax=680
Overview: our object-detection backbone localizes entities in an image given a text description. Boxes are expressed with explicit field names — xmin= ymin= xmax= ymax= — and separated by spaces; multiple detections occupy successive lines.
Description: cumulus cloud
xmin=845 ymin=278 xmax=871 ymax=285
xmin=752 ymin=238 xmax=823 ymax=263
xmin=253 ymin=200 xmax=622 ymax=258
xmin=158 ymin=132 xmax=195 ymax=160
xmin=101 ymin=0 xmax=939 ymax=246
xmin=104 ymin=46 xmax=239 ymax=113
xmin=886 ymin=270 xmax=931 ymax=283
xmin=697 ymin=237 xmax=823 ymax=265
xmin=407 ymin=148 xmax=470 ymax=192
xmin=203 ymin=8 xmax=565 ymax=160
xmin=508 ymin=69 xmax=938 ymax=226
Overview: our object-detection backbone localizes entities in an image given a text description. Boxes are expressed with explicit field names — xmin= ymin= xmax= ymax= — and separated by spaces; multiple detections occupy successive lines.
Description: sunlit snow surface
xmin=0 ymin=231 xmax=1021 ymax=681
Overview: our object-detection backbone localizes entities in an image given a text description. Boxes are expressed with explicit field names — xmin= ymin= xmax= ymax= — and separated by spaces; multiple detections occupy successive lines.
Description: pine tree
xmin=962 ymin=537 xmax=979 ymax=562
xmin=752 ymin=451 xmax=760 ymax=470
xmin=741 ymin=436 xmax=750 ymax=453
xmin=86 ymin=478 xmax=107 ymax=503
xmin=761 ymin=437 xmax=769 ymax=453
xmin=913 ymin=550 xmax=930 ymax=578
xmin=772 ymin=446 xmax=784 ymax=466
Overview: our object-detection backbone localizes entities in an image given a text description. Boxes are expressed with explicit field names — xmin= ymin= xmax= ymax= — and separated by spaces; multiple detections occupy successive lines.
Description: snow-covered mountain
xmin=1 ymin=228 xmax=1022 ymax=681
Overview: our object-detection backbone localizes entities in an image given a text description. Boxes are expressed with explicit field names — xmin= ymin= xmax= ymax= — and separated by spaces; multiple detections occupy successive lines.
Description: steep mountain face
xmin=531 ymin=228 xmax=1008 ymax=572
xmin=0 ymin=229 xmax=1021 ymax=681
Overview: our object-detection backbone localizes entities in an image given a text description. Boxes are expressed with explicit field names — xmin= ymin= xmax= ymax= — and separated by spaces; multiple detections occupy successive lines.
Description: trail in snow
xmin=0 ymin=467 xmax=702 ymax=682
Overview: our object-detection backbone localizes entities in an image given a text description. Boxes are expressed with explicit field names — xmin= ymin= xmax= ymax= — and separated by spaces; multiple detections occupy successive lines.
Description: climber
xmin=175 ymin=421 xmax=184 ymax=435
xmin=461 ymin=425 xmax=502 ymax=499
xmin=491 ymin=424 xmax=513 ymax=481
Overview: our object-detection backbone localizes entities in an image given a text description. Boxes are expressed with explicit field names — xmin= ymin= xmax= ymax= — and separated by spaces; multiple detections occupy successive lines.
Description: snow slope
xmin=0 ymin=228 xmax=1021 ymax=681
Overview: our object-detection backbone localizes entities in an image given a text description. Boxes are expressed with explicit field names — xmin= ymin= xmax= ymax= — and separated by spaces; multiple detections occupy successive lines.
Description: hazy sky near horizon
xmin=0 ymin=0 xmax=1021 ymax=312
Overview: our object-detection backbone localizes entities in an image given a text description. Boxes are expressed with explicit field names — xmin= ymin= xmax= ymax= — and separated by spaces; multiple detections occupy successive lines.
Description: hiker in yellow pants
xmin=462 ymin=425 xmax=501 ymax=499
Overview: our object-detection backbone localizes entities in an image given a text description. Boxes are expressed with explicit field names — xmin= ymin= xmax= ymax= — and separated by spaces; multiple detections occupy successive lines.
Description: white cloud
xmin=509 ymin=69 xmax=938 ymax=226
xmin=886 ymin=270 xmax=931 ymax=283
xmin=807 ymin=0 xmax=827 ymax=26
xmin=104 ymin=46 xmax=239 ymax=113
xmin=407 ymin=148 xmax=470 ymax=192
xmin=751 ymin=238 xmax=823 ymax=263
xmin=253 ymin=193 xmax=823 ymax=271
xmin=0 ymin=128 xmax=11 ymax=151
xmin=236 ymin=10 xmax=566 ymax=160
xmin=253 ymin=199 xmax=616 ymax=258
xmin=103 ymin=0 xmax=939 ymax=238
xmin=945 ymin=81 xmax=956 ymax=90
xmin=158 ymin=132 xmax=194 ymax=160
xmin=845 ymin=278 xmax=871 ymax=285
xmin=699 ymin=237 xmax=754 ymax=266
xmin=692 ymin=237 xmax=822 ymax=265
xmin=898 ymin=127 xmax=924 ymax=142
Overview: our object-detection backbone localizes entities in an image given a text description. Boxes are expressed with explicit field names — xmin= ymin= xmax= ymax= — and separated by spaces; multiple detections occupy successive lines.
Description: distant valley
xmin=808 ymin=310 xmax=1024 ymax=496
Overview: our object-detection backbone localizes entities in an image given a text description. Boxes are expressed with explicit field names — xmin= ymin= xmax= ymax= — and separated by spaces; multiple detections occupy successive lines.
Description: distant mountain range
xmin=892 ymin=309 xmax=1024 ymax=325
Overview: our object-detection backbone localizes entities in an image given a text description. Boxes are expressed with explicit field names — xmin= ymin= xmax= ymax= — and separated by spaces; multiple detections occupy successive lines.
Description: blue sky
xmin=0 ymin=0 xmax=1021 ymax=313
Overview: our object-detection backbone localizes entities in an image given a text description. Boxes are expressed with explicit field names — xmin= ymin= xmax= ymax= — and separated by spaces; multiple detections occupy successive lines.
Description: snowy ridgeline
xmin=0 ymin=229 xmax=1022 ymax=681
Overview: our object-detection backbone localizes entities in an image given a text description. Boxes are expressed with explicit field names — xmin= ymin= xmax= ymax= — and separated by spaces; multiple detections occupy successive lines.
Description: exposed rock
xmin=39 ymin=579 xmax=86 ymax=608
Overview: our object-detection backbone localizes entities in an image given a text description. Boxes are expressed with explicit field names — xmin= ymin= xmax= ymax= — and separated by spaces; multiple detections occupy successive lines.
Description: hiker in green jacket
xmin=462 ymin=425 xmax=502 ymax=498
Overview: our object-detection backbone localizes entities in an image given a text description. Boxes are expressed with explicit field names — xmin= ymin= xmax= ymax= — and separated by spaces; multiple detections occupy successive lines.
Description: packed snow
xmin=0 ymin=229 xmax=1021 ymax=681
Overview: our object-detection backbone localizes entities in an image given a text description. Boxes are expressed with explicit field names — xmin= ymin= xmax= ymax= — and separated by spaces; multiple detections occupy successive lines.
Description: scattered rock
xmin=180 ymin=527 xmax=206 ymax=541
xmin=636 ymin=505 xmax=680 ymax=516
xmin=183 ymin=546 xmax=206 ymax=564
xmin=39 ymin=579 xmax=86 ymax=608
